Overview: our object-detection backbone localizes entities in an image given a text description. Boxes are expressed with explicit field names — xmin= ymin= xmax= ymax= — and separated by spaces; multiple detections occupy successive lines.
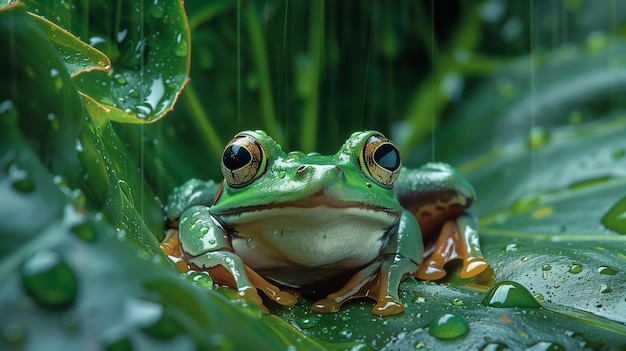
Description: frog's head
xmin=212 ymin=129 xmax=403 ymax=215
xmin=210 ymin=130 xmax=405 ymax=272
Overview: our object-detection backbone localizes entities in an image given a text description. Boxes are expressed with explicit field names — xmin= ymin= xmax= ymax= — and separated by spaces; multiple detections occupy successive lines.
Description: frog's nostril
xmin=296 ymin=165 xmax=308 ymax=175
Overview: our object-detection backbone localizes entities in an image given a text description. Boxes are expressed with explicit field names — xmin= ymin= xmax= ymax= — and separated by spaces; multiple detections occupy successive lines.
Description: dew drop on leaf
xmin=21 ymin=250 xmax=77 ymax=309
xmin=567 ymin=263 xmax=583 ymax=274
xmin=480 ymin=342 xmax=509 ymax=351
xmin=524 ymin=340 xmax=565 ymax=351
xmin=186 ymin=271 xmax=213 ymax=288
xmin=428 ymin=313 xmax=469 ymax=340
xmin=482 ymin=281 xmax=541 ymax=308
xmin=597 ymin=266 xmax=618 ymax=275
xmin=296 ymin=316 xmax=320 ymax=329
xmin=2 ymin=322 xmax=26 ymax=348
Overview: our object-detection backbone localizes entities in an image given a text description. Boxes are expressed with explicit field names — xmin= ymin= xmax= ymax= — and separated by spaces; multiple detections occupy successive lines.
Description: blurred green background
xmin=1 ymin=0 xmax=626 ymax=350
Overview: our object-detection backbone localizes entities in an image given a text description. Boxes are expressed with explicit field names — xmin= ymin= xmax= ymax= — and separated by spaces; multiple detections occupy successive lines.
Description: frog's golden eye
xmin=360 ymin=134 xmax=401 ymax=187
xmin=221 ymin=134 xmax=266 ymax=187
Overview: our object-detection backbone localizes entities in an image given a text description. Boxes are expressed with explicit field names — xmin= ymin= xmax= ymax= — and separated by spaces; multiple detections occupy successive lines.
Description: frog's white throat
xmin=219 ymin=206 xmax=400 ymax=287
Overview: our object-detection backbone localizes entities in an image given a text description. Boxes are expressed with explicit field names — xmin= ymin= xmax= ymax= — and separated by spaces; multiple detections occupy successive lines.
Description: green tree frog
xmin=162 ymin=130 xmax=489 ymax=316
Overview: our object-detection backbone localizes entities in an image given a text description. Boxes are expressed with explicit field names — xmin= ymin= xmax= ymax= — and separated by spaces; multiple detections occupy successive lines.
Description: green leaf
xmin=19 ymin=0 xmax=191 ymax=124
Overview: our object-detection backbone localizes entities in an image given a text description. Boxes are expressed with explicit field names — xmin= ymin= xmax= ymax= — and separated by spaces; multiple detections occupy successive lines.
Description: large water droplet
xmin=21 ymin=251 xmax=77 ymax=309
xmin=597 ymin=266 xmax=618 ymax=275
xmin=186 ymin=271 xmax=213 ymax=288
xmin=428 ymin=313 xmax=469 ymax=340
xmin=3 ymin=322 xmax=26 ymax=348
xmin=480 ymin=342 xmax=509 ymax=351
xmin=524 ymin=340 xmax=565 ymax=351
xmin=483 ymin=281 xmax=541 ymax=308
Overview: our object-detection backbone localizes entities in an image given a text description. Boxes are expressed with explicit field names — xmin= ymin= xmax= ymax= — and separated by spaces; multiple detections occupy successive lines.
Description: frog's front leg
xmin=179 ymin=205 xmax=297 ymax=311
xmin=312 ymin=210 xmax=423 ymax=316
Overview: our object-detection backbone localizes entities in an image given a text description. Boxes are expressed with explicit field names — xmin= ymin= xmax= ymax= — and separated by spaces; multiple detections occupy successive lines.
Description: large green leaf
xmin=3 ymin=0 xmax=626 ymax=350
xmin=19 ymin=0 xmax=190 ymax=123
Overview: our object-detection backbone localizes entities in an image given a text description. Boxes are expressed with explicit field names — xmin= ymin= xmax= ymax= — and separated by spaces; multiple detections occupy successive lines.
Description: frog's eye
xmin=221 ymin=134 xmax=266 ymax=187
xmin=360 ymin=134 xmax=401 ymax=187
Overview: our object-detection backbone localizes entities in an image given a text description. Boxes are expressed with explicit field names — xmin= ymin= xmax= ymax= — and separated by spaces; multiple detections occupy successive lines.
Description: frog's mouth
xmin=217 ymin=205 xmax=401 ymax=283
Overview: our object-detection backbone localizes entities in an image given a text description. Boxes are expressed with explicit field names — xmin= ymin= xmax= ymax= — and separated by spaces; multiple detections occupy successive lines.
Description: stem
xmin=300 ymin=0 xmax=324 ymax=152
xmin=182 ymin=84 xmax=224 ymax=160
xmin=245 ymin=1 xmax=283 ymax=145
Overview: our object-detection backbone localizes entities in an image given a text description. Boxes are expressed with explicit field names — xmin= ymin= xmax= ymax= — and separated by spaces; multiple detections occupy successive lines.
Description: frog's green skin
xmin=165 ymin=130 xmax=486 ymax=316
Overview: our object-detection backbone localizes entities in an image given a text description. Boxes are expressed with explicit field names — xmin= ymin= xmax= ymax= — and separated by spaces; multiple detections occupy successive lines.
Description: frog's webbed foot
xmin=415 ymin=214 xmax=489 ymax=281
xmin=312 ymin=254 xmax=418 ymax=316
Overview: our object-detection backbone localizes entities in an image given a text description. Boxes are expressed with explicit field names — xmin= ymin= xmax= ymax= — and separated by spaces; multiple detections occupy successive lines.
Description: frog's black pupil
xmin=223 ymin=144 xmax=252 ymax=170
xmin=374 ymin=144 xmax=400 ymax=171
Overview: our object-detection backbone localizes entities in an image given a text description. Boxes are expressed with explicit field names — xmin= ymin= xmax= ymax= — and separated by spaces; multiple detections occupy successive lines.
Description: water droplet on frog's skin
xmin=483 ymin=281 xmax=541 ymax=308
xmin=524 ymin=340 xmax=565 ymax=351
xmin=542 ymin=264 xmax=552 ymax=271
xmin=568 ymin=263 xmax=583 ymax=274
xmin=21 ymin=250 xmax=78 ymax=309
xmin=246 ymin=238 xmax=257 ymax=250
xmin=428 ymin=313 xmax=469 ymax=340
xmin=597 ymin=266 xmax=618 ymax=275
xmin=3 ymin=322 xmax=26 ymax=347
xmin=295 ymin=316 xmax=320 ymax=329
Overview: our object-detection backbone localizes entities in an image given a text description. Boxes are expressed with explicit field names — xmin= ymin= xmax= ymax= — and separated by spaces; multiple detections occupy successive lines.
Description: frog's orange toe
xmin=311 ymin=299 xmax=341 ymax=314
xmin=460 ymin=258 xmax=489 ymax=279
xmin=275 ymin=291 xmax=298 ymax=306
xmin=372 ymin=296 xmax=404 ymax=317
xmin=415 ymin=260 xmax=447 ymax=281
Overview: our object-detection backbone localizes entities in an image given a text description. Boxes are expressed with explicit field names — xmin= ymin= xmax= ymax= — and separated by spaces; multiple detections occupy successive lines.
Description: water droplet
xmin=71 ymin=222 xmax=97 ymax=242
xmin=3 ymin=322 xmax=26 ymax=347
xmin=296 ymin=316 xmax=320 ymax=329
xmin=597 ymin=266 xmax=618 ymax=275
xmin=483 ymin=281 xmax=541 ymax=308
xmin=452 ymin=298 xmax=464 ymax=307
xmin=524 ymin=340 xmax=565 ymax=351
xmin=187 ymin=271 xmax=213 ymax=288
xmin=528 ymin=126 xmax=549 ymax=150
xmin=149 ymin=0 xmax=164 ymax=18
xmin=337 ymin=327 xmax=352 ymax=340
xmin=246 ymin=238 xmax=257 ymax=249
xmin=21 ymin=251 xmax=77 ymax=309
xmin=480 ymin=342 xmax=509 ymax=351
xmin=413 ymin=341 xmax=428 ymax=350
xmin=568 ymin=263 xmax=583 ymax=274
xmin=598 ymin=284 xmax=612 ymax=294
xmin=542 ymin=264 xmax=552 ymax=271
xmin=174 ymin=33 xmax=188 ymax=57
xmin=114 ymin=73 xmax=127 ymax=85
xmin=7 ymin=163 xmax=34 ymax=193
xmin=505 ymin=243 xmax=522 ymax=251
xmin=428 ymin=313 xmax=469 ymax=340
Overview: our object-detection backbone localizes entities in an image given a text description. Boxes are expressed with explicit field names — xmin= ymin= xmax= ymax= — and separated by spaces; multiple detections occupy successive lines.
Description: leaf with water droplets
xmin=29 ymin=12 xmax=111 ymax=77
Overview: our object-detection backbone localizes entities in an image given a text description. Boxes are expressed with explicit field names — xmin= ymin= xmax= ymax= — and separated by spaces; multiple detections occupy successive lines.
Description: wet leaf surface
xmin=2 ymin=1 xmax=626 ymax=350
